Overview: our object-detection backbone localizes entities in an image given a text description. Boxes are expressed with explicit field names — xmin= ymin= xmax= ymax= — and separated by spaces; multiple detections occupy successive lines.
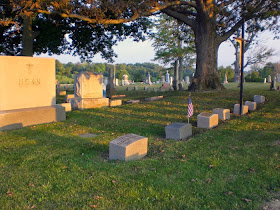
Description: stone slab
xmin=0 ymin=105 xmax=65 ymax=131
xmin=245 ymin=101 xmax=257 ymax=111
xmin=212 ymin=108 xmax=230 ymax=120
xmin=165 ymin=123 xmax=192 ymax=140
xmin=64 ymin=94 xmax=75 ymax=103
xmin=233 ymin=104 xmax=249 ymax=115
xmin=71 ymin=97 xmax=109 ymax=110
xmin=197 ymin=112 xmax=219 ymax=129
xmin=145 ymin=96 xmax=163 ymax=101
xmin=110 ymin=95 xmax=126 ymax=99
xmin=0 ymin=56 xmax=56 ymax=111
xmin=74 ymin=71 xmax=103 ymax=98
xmin=109 ymin=134 xmax=148 ymax=161
xmin=57 ymin=103 xmax=72 ymax=112
xmin=254 ymin=95 xmax=265 ymax=104
xmin=109 ymin=100 xmax=122 ymax=107
xmin=126 ymin=100 xmax=140 ymax=104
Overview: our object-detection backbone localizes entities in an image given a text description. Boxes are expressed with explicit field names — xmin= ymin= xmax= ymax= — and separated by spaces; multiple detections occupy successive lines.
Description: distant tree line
xmin=55 ymin=60 xmax=168 ymax=83
xmin=217 ymin=62 xmax=280 ymax=83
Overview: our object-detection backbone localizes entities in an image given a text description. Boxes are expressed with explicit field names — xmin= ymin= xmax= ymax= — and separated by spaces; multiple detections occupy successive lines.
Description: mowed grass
xmin=0 ymin=82 xmax=279 ymax=209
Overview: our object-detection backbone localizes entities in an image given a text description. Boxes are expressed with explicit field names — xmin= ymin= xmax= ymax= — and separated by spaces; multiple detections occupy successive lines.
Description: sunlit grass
xmin=0 ymin=82 xmax=279 ymax=209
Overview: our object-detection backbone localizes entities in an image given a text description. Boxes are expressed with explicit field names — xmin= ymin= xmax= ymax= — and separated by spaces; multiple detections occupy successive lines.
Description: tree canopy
xmin=1 ymin=0 xmax=279 ymax=90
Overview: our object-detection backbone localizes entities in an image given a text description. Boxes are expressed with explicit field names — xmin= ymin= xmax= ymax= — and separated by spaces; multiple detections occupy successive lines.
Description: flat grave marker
xmin=109 ymin=134 xmax=148 ymax=161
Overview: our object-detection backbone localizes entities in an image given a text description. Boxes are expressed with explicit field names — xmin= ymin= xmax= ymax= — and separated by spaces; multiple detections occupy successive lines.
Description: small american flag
xmin=187 ymin=95 xmax=194 ymax=118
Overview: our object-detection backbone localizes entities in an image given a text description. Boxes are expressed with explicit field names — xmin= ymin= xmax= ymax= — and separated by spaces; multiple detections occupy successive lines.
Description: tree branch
xmin=34 ymin=1 xmax=183 ymax=26
xmin=161 ymin=8 xmax=196 ymax=29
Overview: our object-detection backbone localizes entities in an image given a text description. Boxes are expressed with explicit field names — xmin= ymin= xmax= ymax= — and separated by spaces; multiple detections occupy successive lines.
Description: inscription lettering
xmin=18 ymin=78 xmax=41 ymax=87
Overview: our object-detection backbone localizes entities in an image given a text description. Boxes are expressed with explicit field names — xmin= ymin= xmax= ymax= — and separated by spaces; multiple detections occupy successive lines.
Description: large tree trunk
xmin=173 ymin=60 xmax=179 ymax=90
xmin=188 ymin=21 xmax=224 ymax=91
xmin=22 ymin=13 xmax=34 ymax=56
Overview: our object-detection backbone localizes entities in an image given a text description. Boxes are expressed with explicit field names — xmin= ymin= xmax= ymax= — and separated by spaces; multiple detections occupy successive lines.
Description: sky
xmin=38 ymin=31 xmax=280 ymax=70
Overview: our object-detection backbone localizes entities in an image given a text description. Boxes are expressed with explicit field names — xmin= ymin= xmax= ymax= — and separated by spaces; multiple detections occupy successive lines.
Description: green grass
xmin=0 ymin=82 xmax=279 ymax=209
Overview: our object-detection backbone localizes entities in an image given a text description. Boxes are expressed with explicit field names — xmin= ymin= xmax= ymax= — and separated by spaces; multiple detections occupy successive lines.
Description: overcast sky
xmin=39 ymin=30 xmax=279 ymax=70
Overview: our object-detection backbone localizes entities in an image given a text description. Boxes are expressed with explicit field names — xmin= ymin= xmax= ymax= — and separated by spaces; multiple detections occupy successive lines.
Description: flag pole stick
xmin=188 ymin=117 xmax=189 ymax=124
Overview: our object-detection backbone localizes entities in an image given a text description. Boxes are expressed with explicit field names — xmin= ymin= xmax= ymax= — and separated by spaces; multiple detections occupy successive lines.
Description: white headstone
xmin=165 ymin=71 xmax=170 ymax=84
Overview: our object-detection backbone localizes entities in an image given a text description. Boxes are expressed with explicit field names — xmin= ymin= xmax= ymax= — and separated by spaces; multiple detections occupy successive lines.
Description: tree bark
xmin=188 ymin=21 xmax=224 ymax=91
xmin=22 ymin=13 xmax=34 ymax=56
xmin=173 ymin=60 xmax=179 ymax=90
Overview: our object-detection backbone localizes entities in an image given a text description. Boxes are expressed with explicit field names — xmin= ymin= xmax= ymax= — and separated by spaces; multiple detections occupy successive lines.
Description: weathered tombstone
xmin=126 ymin=87 xmax=131 ymax=91
xmin=170 ymin=76 xmax=173 ymax=85
xmin=115 ymin=78 xmax=119 ymax=86
xmin=263 ymin=78 xmax=267 ymax=84
xmin=223 ymin=74 xmax=228 ymax=84
xmin=147 ymin=88 xmax=151 ymax=93
xmin=109 ymin=134 xmax=148 ymax=161
xmin=165 ymin=70 xmax=170 ymax=84
xmin=161 ymin=75 xmax=165 ymax=83
xmin=0 ymin=56 xmax=65 ymax=131
xmin=197 ymin=112 xmax=219 ymax=129
xmin=134 ymin=86 xmax=138 ymax=91
xmin=144 ymin=86 xmax=148 ymax=90
xmin=270 ymin=77 xmax=277 ymax=90
xmin=233 ymin=104 xmax=249 ymax=115
xmin=146 ymin=72 xmax=152 ymax=85
xmin=109 ymin=100 xmax=122 ymax=107
xmin=185 ymin=76 xmax=190 ymax=84
xmin=268 ymin=75 xmax=272 ymax=83
xmin=71 ymin=71 xmax=109 ymax=110
xmin=127 ymin=100 xmax=140 ymax=104
xmin=123 ymin=74 xmax=129 ymax=85
xmin=56 ymin=80 xmax=60 ymax=95
xmin=153 ymin=88 xmax=157 ymax=92
xmin=156 ymin=81 xmax=160 ymax=84
xmin=212 ymin=108 xmax=230 ymax=120
xmin=64 ymin=94 xmax=75 ymax=103
xmin=106 ymin=64 xmax=116 ymax=96
xmin=121 ymin=79 xmax=125 ymax=86
xmin=245 ymin=101 xmax=257 ymax=111
xmin=165 ymin=123 xmax=192 ymax=140
xmin=145 ymin=96 xmax=163 ymax=101
xmin=254 ymin=95 xmax=265 ymax=103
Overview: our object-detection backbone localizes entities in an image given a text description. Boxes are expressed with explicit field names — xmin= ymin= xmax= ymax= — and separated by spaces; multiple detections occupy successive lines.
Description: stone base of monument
xmin=57 ymin=103 xmax=72 ymax=112
xmin=254 ymin=95 xmax=265 ymax=104
xmin=0 ymin=105 xmax=66 ymax=131
xmin=197 ymin=112 xmax=219 ymax=129
xmin=109 ymin=134 xmax=148 ymax=161
xmin=109 ymin=100 xmax=122 ymax=107
xmin=165 ymin=123 xmax=192 ymax=140
xmin=233 ymin=104 xmax=249 ymax=115
xmin=71 ymin=97 xmax=109 ymax=110
xmin=64 ymin=94 xmax=75 ymax=103
xmin=212 ymin=108 xmax=230 ymax=120
xmin=245 ymin=101 xmax=257 ymax=111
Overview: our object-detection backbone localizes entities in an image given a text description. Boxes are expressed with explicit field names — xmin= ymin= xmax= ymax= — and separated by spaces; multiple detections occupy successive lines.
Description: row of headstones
xmin=108 ymin=95 xmax=265 ymax=162
xmin=126 ymin=84 xmax=185 ymax=92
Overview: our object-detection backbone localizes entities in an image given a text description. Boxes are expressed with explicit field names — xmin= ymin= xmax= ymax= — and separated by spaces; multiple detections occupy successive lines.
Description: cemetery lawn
xmin=1 ymin=82 xmax=280 ymax=209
